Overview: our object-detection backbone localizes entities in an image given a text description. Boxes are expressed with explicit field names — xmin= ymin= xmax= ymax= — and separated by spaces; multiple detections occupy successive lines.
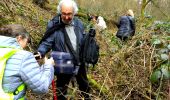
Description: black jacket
xmin=116 ymin=16 xmax=135 ymax=39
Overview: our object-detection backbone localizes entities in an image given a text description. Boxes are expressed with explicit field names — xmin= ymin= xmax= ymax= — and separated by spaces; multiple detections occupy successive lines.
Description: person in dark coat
xmin=37 ymin=0 xmax=91 ymax=99
xmin=116 ymin=9 xmax=136 ymax=41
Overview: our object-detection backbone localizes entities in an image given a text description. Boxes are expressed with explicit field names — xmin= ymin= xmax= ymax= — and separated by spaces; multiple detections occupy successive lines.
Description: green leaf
xmin=160 ymin=54 xmax=169 ymax=61
xmin=150 ymin=70 xmax=161 ymax=83
xmin=158 ymin=48 xmax=168 ymax=54
xmin=166 ymin=36 xmax=170 ymax=40
xmin=153 ymin=40 xmax=161 ymax=45
xmin=161 ymin=68 xmax=170 ymax=79
xmin=161 ymin=63 xmax=169 ymax=69
xmin=152 ymin=37 xmax=161 ymax=45
xmin=167 ymin=44 xmax=170 ymax=50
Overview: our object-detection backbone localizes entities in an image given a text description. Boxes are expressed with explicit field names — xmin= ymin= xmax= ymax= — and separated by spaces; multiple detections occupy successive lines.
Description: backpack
xmin=116 ymin=16 xmax=135 ymax=41
xmin=0 ymin=47 xmax=25 ymax=100
xmin=81 ymin=28 xmax=99 ymax=66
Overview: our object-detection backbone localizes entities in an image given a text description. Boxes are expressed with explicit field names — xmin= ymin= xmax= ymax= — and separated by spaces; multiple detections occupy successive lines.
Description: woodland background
xmin=0 ymin=0 xmax=170 ymax=100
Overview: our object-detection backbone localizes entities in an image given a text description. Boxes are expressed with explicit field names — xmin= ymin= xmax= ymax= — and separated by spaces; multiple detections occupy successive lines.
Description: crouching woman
xmin=0 ymin=24 xmax=54 ymax=100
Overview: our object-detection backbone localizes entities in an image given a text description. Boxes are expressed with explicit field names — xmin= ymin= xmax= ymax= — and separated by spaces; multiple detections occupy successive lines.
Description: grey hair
xmin=0 ymin=24 xmax=31 ymax=43
xmin=57 ymin=0 xmax=78 ymax=15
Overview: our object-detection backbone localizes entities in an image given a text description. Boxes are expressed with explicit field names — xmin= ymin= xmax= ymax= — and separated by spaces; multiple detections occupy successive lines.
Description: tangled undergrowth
xmin=93 ymin=30 xmax=169 ymax=99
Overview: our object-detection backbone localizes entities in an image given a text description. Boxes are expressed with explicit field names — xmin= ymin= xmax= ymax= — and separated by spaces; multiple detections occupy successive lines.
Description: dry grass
xmin=0 ymin=0 xmax=169 ymax=100
xmin=78 ymin=0 xmax=170 ymax=20
xmin=91 ymin=28 xmax=169 ymax=99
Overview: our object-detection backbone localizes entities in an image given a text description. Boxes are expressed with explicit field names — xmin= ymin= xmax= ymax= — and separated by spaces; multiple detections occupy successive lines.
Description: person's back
xmin=118 ymin=16 xmax=133 ymax=33
xmin=95 ymin=16 xmax=107 ymax=32
xmin=0 ymin=24 xmax=54 ymax=100
xmin=116 ymin=9 xmax=135 ymax=41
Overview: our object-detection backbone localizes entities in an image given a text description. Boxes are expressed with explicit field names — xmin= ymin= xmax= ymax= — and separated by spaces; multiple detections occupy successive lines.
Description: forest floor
xmin=1 ymin=0 xmax=170 ymax=100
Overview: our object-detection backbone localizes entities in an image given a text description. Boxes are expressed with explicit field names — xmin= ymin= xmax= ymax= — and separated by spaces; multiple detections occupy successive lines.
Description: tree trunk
xmin=140 ymin=0 xmax=152 ymax=19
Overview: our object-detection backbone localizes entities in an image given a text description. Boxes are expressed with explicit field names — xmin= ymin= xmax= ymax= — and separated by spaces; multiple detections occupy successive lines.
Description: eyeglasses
xmin=61 ymin=12 xmax=73 ymax=17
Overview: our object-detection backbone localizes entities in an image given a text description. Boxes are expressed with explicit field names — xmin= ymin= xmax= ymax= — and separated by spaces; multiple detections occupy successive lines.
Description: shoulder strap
xmin=39 ymin=15 xmax=65 ymax=45
xmin=62 ymin=28 xmax=80 ymax=66
xmin=39 ymin=23 xmax=65 ymax=45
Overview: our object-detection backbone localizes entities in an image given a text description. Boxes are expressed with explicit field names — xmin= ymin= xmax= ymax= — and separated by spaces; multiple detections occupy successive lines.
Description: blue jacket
xmin=38 ymin=15 xmax=85 ymax=63
xmin=116 ymin=16 xmax=135 ymax=39
xmin=0 ymin=36 xmax=54 ymax=100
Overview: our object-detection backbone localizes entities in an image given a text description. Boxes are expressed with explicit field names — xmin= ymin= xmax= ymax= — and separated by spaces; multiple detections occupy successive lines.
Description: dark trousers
xmin=56 ymin=65 xmax=90 ymax=100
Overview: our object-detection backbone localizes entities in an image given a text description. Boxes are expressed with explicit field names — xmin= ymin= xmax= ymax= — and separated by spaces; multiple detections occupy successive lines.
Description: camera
xmin=34 ymin=52 xmax=41 ymax=60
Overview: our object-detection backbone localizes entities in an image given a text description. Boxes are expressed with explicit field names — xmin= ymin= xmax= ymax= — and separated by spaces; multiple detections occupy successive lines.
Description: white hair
xmin=57 ymin=0 xmax=78 ymax=15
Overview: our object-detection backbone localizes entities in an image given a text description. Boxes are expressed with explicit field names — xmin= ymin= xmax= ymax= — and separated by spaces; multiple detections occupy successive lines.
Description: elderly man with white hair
xmin=37 ymin=0 xmax=91 ymax=99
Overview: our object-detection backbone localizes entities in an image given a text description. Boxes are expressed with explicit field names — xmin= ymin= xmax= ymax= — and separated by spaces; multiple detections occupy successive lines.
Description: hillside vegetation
xmin=0 ymin=0 xmax=170 ymax=100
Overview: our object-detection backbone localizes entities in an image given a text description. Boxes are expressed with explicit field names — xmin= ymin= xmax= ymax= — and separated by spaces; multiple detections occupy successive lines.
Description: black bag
xmin=51 ymin=51 xmax=79 ymax=75
xmin=81 ymin=28 xmax=99 ymax=66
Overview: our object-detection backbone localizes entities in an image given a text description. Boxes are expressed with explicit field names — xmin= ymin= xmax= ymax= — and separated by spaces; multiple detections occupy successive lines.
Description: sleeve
xmin=75 ymin=18 xmax=85 ymax=37
xmin=38 ymin=31 xmax=55 ymax=57
xmin=46 ymin=20 xmax=54 ymax=30
xmin=19 ymin=52 xmax=54 ymax=94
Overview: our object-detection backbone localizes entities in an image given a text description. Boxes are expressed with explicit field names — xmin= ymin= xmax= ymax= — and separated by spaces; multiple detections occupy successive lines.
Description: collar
xmin=65 ymin=21 xmax=74 ymax=27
